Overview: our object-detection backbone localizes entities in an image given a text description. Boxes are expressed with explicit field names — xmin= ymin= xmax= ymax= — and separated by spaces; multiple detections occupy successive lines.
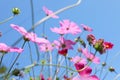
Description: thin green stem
xmin=0 ymin=16 xmax=14 ymax=25
xmin=28 ymin=42 xmax=35 ymax=79
xmin=65 ymin=56 xmax=68 ymax=76
xmin=6 ymin=40 xmax=26 ymax=78
xmin=0 ymin=54 xmax=4 ymax=66
xmin=49 ymin=51 xmax=52 ymax=79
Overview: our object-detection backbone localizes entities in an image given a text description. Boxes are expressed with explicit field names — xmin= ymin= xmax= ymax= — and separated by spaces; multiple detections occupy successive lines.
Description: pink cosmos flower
xmin=0 ymin=43 xmax=23 ymax=53
xmin=81 ymin=24 xmax=93 ymax=32
xmin=74 ymin=63 xmax=99 ymax=80
xmin=51 ymin=20 xmax=82 ymax=35
xmin=10 ymin=24 xmax=49 ymax=44
xmin=0 ymin=43 xmax=10 ymax=53
xmin=9 ymin=47 xmax=23 ymax=53
xmin=39 ymin=42 xmax=53 ymax=52
xmin=72 ymin=74 xmax=99 ymax=80
xmin=53 ymin=37 xmax=75 ymax=50
xmin=71 ymin=56 xmax=86 ymax=64
xmin=43 ymin=6 xmax=59 ymax=18
xmin=81 ymin=48 xmax=100 ymax=64
xmin=59 ymin=37 xmax=76 ymax=49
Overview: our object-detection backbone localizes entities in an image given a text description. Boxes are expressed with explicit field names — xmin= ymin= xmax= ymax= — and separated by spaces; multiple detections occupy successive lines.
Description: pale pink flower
xmin=53 ymin=40 xmax=61 ymax=49
xmin=0 ymin=43 xmax=10 ymax=53
xmin=0 ymin=43 xmax=23 ymax=53
xmin=71 ymin=56 xmax=86 ymax=64
xmin=43 ymin=6 xmax=59 ymax=18
xmin=10 ymin=24 xmax=49 ymax=44
xmin=9 ymin=47 xmax=23 ymax=53
xmin=51 ymin=20 xmax=82 ymax=35
xmin=39 ymin=42 xmax=53 ymax=52
xmin=81 ymin=48 xmax=100 ymax=64
xmin=81 ymin=24 xmax=93 ymax=32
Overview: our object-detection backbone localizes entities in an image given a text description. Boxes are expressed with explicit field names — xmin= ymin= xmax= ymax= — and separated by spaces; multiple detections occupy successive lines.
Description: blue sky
xmin=0 ymin=0 xmax=120 ymax=80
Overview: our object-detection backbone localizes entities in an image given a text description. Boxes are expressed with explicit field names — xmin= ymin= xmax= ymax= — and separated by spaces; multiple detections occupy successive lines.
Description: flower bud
xmin=0 ymin=66 xmax=7 ymax=74
xmin=109 ymin=67 xmax=115 ymax=72
xmin=102 ymin=62 xmax=106 ymax=67
xmin=93 ymin=39 xmax=104 ymax=52
xmin=87 ymin=34 xmax=95 ymax=45
xmin=12 ymin=68 xmax=20 ymax=76
xmin=12 ymin=8 xmax=20 ymax=15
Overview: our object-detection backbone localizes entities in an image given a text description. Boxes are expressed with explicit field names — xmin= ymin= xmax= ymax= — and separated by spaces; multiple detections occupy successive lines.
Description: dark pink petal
xmin=79 ymin=66 xmax=92 ymax=77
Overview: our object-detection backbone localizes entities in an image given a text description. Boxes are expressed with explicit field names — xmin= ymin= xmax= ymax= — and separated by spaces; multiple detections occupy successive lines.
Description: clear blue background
xmin=0 ymin=0 xmax=120 ymax=80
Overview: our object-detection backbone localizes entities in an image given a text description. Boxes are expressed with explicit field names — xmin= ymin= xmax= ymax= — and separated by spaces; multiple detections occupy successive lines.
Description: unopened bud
xmin=12 ymin=8 xmax=20 ymax=15
xmin=102 ymin=62 xmax=106 ymax=67
xmin=109 ymin=67 xmax=115 ymax=72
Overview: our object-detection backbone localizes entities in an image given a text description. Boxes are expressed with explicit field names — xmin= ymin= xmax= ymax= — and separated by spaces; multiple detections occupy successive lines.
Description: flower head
xmin=87 ymin=34 xmax=96 ymax=45
xmin=51 ymin=20 xmax=82 ymax=35
xmin=81 ymin=24 xmax=93 ymax=32
xmin=81 ymin=48 xmax=100 ymax=64
xmin=103 ymin=42 xmax=113 ymax=49
xmin=0 ymin=43 xmax=23 ymax=53
xmin=58 ymin=49 xmax=68 ymax=56
xmin=39 ymin=42 xmax=54 ymax=52
xmin=71 ymin=56 xmax=86 ymax=64
xmin=73 ymin=62 xmax=99 ymax=80
xmin=43 ymin=6 xmax=59 ymax=18
xmin=10 ymin=24 xmax=49 ymax=44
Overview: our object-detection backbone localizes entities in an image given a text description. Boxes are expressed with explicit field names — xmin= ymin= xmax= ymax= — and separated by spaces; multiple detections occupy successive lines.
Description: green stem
xmin=0 ymin=54 xmax=4 ymax=66
xmin=0 ymin=16 xmax=14 ymax=25
xmin=28 ymin=42 xmax=35 ymax=79
xmin=6 ymin=40 xmax=26 ymax=78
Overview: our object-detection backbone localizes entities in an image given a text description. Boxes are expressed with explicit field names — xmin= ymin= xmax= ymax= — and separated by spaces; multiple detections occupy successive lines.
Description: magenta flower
xmin=0 ymin=43 xmax=23 ymax=53
xmin=81 ymin=48 xmax=100 ymax=64
xmin=74 ymin=62 xmax=99 ymax=80
xmin=72 ymin=74 xmax=99 ymax=80
xmin=81 ymin=24 xmax=93 ymax=32
xmin=43 ymin=6 xmax=59 ymax=18
xmin=59 ymin=37 xmax=76 ymax=49
xmin=10 ymin=24 xmax=49 ymax=44
xmin=51 ymin=20 xmax=82 ymax=35
xmin=53 ymin=37 xmax=75 ymax=50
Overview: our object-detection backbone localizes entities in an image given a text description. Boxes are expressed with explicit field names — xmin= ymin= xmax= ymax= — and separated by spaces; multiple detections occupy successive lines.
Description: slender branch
xmin=0 ymin=54 xmax=4 ymax=66
xmin=6 ymin=41 xmax=26 ymax=78
xmin=0 ymin=16 xmax=14 ymax=25
xmin=27 ymin=42 xmax=35 ymax=79
xmin=49 ymin=51 xmax=52 ymax=79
